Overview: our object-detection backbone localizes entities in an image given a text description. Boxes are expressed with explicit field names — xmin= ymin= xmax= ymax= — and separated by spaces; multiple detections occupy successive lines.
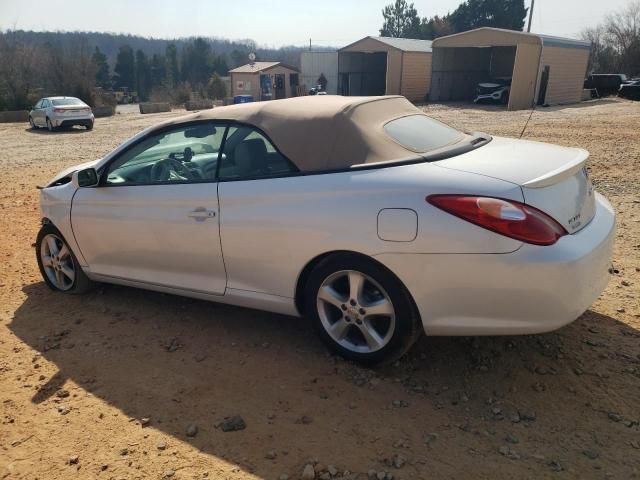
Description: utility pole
xmin=309 ymin=38 xmax=312 ymax=51
xmin=527 ymin=0 xmax=535 ymax=32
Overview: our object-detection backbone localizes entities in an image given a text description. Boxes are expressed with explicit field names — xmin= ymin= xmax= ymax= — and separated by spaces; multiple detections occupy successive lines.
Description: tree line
xmin=0 ymin=30 xmax=305 ymax=111
xmin=380 ymin=0 xmax=527 ymax=40
xmin=103 ymin=38 xmax=230 ymax=102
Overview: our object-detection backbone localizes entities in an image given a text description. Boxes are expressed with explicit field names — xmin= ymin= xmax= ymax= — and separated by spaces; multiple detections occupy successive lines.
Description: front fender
xmin=40 ymin=182 xmax=88 ymax=267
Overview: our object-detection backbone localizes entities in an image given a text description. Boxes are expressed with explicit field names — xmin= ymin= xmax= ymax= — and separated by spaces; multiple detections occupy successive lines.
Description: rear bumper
xmin=53 ymin=115 xmax=94 ymax=127
xmin=375 ymin=193 xmax=616 ymax=336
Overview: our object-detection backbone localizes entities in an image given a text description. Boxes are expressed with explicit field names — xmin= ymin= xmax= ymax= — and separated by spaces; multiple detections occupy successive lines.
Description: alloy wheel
xmin=40 ymin=233 xmax=75 ymax=291
xmin=316 ymin=270 xmax=396 ymax=353
xmin=46 ymin=119 xmax=53 ymax=132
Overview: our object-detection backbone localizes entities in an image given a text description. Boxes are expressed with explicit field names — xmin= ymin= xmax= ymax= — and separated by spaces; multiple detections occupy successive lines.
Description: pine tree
xmin=207 ymin=73 xmax=227 ymax=99
xmin=135 ymin=49 xmax=151 ymax=100
xmin=165 ymin=43 xmax=179 ymax=88
xmin=92 ymin=46 xmax=110 ymax=88
xmin=449 ymin=0 xmax=528 ymax=32
xmin=380 ymin=0 xmax=421 ymax=38
xmin=113 ymin=45 xmax=136 ymax=89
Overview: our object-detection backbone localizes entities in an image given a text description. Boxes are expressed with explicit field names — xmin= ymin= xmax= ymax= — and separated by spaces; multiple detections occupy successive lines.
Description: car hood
xmin=46 ymin=158 xmax=101 ymax=187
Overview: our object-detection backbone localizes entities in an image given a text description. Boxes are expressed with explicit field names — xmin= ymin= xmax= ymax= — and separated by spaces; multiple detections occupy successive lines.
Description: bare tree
xmin=605 ymin=0 xmax=640 ymax=74
xmin=582 ymin=0 xmax=640 ymax=76
xmin=0 ymin=31 xmax=41 ymax=109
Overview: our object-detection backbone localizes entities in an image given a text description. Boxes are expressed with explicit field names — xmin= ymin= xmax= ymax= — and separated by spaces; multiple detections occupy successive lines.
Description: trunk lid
xmin=434 ymin=136 xmax=596 ymax=233
xmin=55 ymin=105 xmax=90 ymax=115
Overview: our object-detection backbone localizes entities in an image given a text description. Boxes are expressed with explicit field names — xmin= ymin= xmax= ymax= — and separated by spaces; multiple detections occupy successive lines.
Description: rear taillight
xmin=427 ymin=195 xmax=567 ymax=246
xmin=54 ymin=108 xmax=65 ymax=113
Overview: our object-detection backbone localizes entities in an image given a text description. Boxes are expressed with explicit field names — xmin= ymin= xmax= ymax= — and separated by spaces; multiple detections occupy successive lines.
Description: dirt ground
xmin=1 ymin=99 xmax=639 ymax=480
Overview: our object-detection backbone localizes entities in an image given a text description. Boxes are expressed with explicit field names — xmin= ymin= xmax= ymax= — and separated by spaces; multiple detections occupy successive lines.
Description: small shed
xmin=430 ymin=27 xmax=592 ymax=110
xmin=229 ymin=62 xmax=300 ymax=101
xmin=338 ymin=36 xmax=433 ymax=102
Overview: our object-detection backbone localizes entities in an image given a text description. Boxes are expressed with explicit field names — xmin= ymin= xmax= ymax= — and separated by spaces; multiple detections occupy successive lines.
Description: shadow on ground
xmin=9 ymin=281 xmax=640 ymax=478
xmin=25 ymin=127 xmax=91 ymax=135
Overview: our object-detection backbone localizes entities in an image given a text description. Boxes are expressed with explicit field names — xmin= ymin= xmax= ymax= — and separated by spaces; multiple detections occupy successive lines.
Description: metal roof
xmin=537 ymin=33 xmax=592 ymax=50
xmin=229 ymin=62 xmax=299 ymax=74
xmin=340 ymin=36 xmax=433 ymax=53
xmin=433 ymin=27 xmax=591 ymax=50
xmin=372 ymin=36 xmax=433 ymax=52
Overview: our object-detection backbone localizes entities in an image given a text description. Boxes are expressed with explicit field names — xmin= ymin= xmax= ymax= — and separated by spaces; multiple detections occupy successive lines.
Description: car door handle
xmin=188 ymin=208 xmax=216 ymax=220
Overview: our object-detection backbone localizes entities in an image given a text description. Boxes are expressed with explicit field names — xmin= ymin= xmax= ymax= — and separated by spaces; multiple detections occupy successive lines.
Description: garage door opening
xmin=430 ymin=46 xmax=516 ymax=105
xmin=338 ymin=52 xmax=387 ymax=96
xmin=431 ymin=28 xmax=592 ymax=110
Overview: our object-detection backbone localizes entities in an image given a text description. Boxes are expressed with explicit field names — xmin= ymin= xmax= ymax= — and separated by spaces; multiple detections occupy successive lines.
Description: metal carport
xmin=430 ymin=27 xmax=592 ymax=110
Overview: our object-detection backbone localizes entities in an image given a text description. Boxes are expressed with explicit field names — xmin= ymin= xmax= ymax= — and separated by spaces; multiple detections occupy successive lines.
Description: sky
xmin=0 ymin=0 xmax=632 ymax=47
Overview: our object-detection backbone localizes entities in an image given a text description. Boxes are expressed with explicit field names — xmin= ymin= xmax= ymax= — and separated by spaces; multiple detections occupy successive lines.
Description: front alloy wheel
xmin=40 ymin=233 xmax=75 ymax=290
xmin=36 ymin=225 xmax=92 ymax=294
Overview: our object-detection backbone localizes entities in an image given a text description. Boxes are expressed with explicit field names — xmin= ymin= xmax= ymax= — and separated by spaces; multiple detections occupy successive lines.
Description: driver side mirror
xmin=72 ymin=168 xmax=99 ymax=188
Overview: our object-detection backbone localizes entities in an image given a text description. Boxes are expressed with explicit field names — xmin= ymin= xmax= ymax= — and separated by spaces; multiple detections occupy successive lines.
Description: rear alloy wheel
xmin=46 ymin=118 xmax=54 ymax=132
xmin=305 ymin=254 xmax=421 ymax=365
xmin=36 ymin=224 xmax=92 ymax=294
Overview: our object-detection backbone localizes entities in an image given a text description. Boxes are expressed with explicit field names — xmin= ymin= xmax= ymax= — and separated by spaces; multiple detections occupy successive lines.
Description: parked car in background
xmin=618 ymin=79 xmax=640 ymax=101
xmin=308 ymin=85 xmax=328 ymax=96
xmin=584 ymin=74 xmax=627 ymax=97
xmin=29 ymin=96 xmax=94 ymax=131
xmin=473 ymin=78 xmax=511 ymax=104
xmin=36 ymin=96 xmax=615 ymax=365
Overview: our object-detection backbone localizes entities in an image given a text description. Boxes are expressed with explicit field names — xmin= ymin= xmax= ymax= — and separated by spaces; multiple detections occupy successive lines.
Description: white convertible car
xmin=37 ymin=96 xmax=615 ymax=364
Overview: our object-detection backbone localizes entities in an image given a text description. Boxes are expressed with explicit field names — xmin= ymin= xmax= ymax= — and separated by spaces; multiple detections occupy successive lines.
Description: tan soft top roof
xmin=160 ymin=96 xmax=425 ymax=171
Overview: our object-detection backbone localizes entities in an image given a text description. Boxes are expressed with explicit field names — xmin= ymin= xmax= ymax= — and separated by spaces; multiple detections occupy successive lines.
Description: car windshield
xmin=384 ymin=115 xmax=464 ymax=153
xmin=51 ymin=98 xmax=84 ymax=106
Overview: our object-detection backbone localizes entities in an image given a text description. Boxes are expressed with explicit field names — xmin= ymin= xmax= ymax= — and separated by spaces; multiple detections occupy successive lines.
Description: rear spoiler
xmin=522 ymin=148 xmax=588 ymax=189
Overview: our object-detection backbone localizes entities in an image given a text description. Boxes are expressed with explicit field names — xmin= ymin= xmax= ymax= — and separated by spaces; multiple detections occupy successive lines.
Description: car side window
xmin=218 ymin=126 xmax=298 ymax=180
xmin=104 ymin=122 xmax=226 ymax=186
xmin=41 ymin=100 xmax=48 ymax=108
xmin=34 ymin=100 xmax=42 ymax=109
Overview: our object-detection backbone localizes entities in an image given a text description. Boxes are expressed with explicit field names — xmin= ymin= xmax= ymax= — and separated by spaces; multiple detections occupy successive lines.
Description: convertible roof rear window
xmin=384 ymin=114 xmax=463 ymax=153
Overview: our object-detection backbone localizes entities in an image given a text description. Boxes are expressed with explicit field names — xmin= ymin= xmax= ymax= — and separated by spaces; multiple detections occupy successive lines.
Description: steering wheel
xmin=169 ymin=147 xmax=194 ymax=163
xmin=150 ymin=158 xmax=195 ymax=182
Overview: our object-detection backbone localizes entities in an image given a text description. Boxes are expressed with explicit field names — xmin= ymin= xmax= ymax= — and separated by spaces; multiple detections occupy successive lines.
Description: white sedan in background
xmin=36 ymin=96 xmax=615 ymax=364
xmin=29 ymin=96 xmax=94 ymax=131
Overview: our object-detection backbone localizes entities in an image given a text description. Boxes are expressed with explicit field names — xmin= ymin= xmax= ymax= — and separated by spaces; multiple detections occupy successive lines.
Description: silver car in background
xmin=29 ymin=96 xmax=94 ymax=131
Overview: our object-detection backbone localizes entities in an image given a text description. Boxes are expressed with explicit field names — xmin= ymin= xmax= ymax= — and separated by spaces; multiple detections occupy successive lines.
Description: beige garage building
xmin=430 ymin=27 xmax=592 ymax=110
xmin=338 ymin=36 xmax=432 ymax=102
xmin=229 ymin=62 xmax=300 ymax=101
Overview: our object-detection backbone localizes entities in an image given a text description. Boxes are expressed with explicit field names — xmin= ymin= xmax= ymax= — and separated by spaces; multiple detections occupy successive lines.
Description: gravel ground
xmin=1 ymin=99 xmax=639 ymax=480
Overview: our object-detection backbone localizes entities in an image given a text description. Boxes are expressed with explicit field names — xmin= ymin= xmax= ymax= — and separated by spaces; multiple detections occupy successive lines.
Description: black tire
xmin=29 ymin=116 xmax=38 ymax=130
xmin=304 ymin=253 xmax=422 ymax=366
xmin=36 ymin=224 xmax=93 ymax=294
xmin=46 ymin=118 xmax=54 ymax=132
xmin=86 ymin=121 xmax=94 ymax=131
